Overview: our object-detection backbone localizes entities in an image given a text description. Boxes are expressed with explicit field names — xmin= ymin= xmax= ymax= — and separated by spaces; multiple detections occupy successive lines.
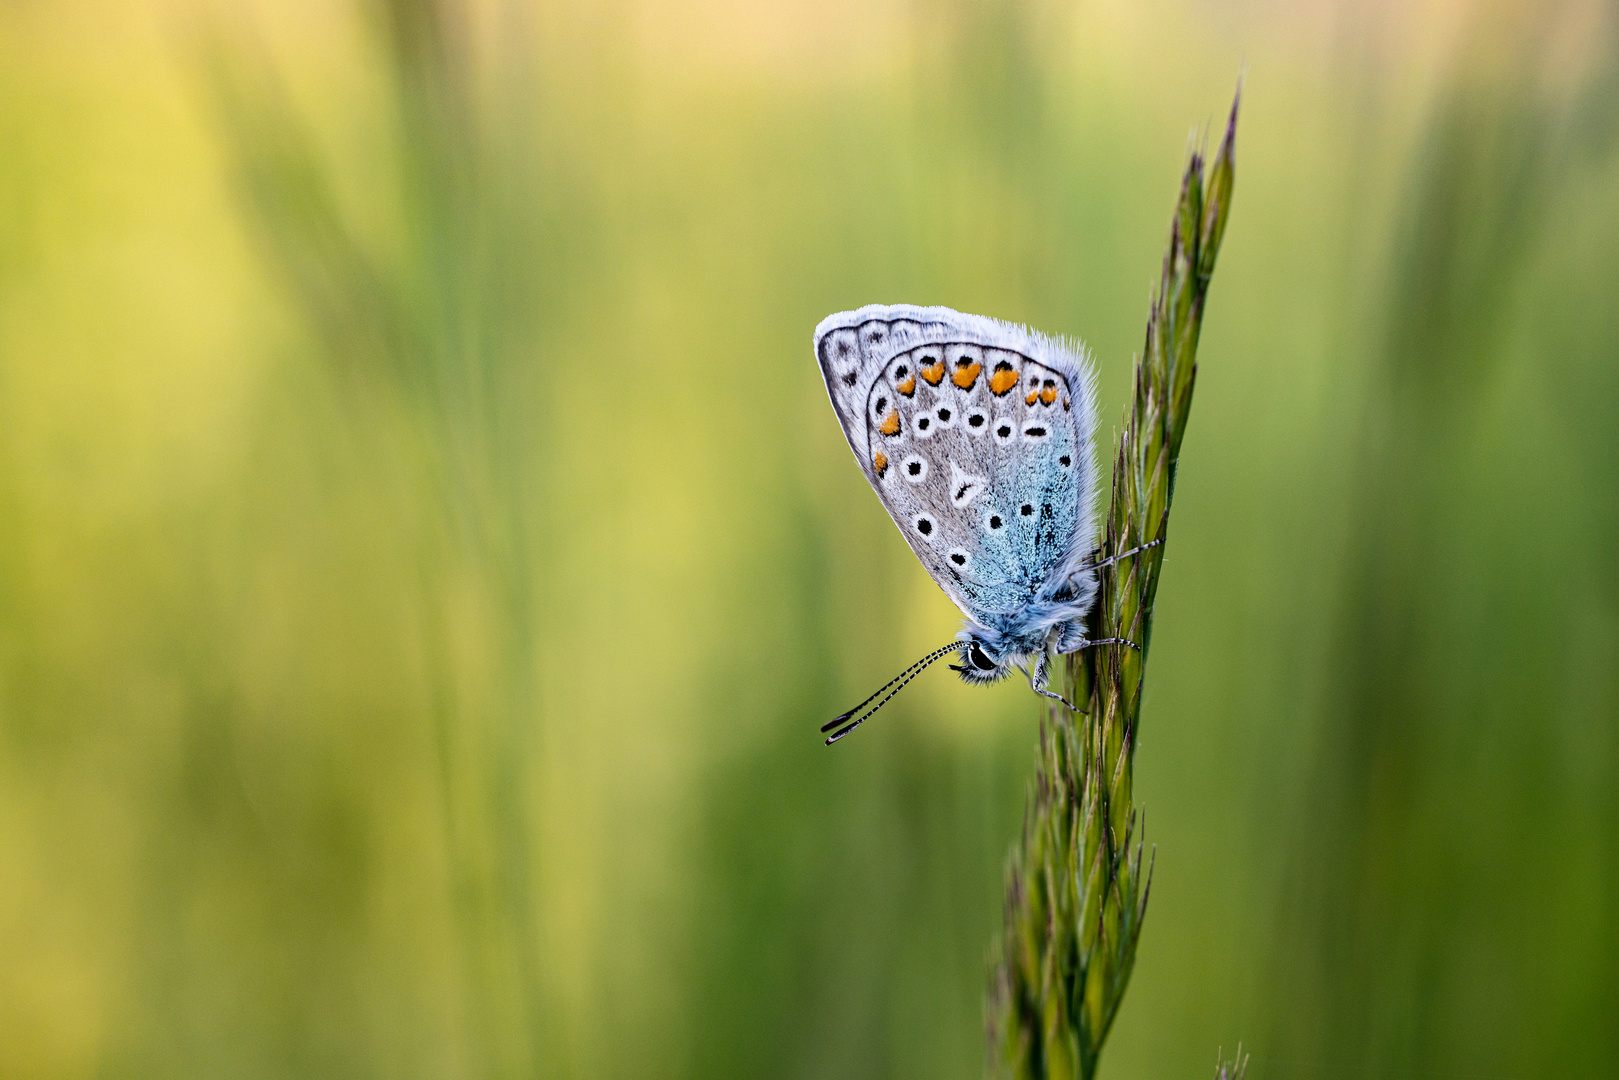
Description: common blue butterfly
xmin=814 ymin=304 xmax=1147 ymax=744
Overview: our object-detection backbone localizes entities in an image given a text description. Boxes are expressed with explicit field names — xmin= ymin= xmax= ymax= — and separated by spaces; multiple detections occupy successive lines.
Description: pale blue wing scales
xmin=965 ymin=351 xmax=1084 ymax=616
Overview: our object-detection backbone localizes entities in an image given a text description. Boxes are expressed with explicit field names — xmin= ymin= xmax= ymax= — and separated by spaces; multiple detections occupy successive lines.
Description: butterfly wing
xmin=814 ymin=305 xmax=1098 ymax=626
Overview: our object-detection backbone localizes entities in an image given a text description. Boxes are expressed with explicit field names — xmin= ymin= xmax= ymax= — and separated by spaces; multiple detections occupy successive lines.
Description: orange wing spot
xmin=920 ymin=358 xmax=946 ymax=386
xmin=878 ymin=408 xmax=902 ymax=436
xmin=988 ymin=362 xmax=1019 ymax=396
xmin=873 ymin=451 xmax=888 ymax=478
xmin=951 ymin=360 xmax=982 ymax=389
xmin=896 ymin=375 xmax=916 ymax=396
xmin=1025 ymin=389 xmax=1039 ymax=406
xmin=1040 ymin=382 xmax=1057 ymax=405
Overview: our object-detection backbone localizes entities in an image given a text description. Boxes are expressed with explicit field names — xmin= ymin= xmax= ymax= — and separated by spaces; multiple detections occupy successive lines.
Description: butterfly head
xmin=952 ymin=635 xmax=1015 ymax=685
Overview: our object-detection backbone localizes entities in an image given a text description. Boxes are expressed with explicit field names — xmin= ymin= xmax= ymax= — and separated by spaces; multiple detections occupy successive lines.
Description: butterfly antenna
xmin=821 ymin=642 xmax=960 ymax=732
xmin=823 ymin=642 xmax=968 ymax=746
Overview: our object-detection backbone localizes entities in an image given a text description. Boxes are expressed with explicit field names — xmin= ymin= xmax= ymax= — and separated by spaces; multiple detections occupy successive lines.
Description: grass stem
xmin=987 ymin=87 xmax=1240 ymax=1080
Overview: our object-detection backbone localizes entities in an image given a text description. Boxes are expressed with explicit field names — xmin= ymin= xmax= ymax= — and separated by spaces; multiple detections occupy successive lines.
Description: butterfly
xmin=814 ymin=304 xmax=1151 ymax=745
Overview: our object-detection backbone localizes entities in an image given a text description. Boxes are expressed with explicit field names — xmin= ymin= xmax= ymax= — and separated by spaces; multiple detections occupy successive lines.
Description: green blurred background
xmin=1 ymin=0 xmax=1616 ymax=1077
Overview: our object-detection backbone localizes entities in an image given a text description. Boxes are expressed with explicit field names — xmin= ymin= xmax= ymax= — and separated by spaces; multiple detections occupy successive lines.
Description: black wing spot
xmin=917 ymin=517 xmax=933 ymax=536
xmin=997 ymin=424 xmax=1012 ymax=438
xmin=896 ymin=365 xmax=908 ymax=378
xmin=969 ymin=414 xmax=985 ymax=428
xmin=918 ymin=417 xmax=930 ymax=431
xmin=1024 ymin=426 xmax=1047 ymax=438
xmin=841 ymin=369 xmax=858 ymax=386
xmin=989 ymin=515 xmax=1003 ymax=530
xmin=875 ymin=396 xmax=887 ymax=414
xmin=1060 ymin=455 xmax=1071 ymax=466
xmin=937 ymin=407 xmax=951 ymax=422
xmin=1020 ymin=504 xmax=1033 ymax=517
xmin=908 ymin=461 xmax=922 ymax=476
xmin=950 ymin=553 xmax=966 ymax=566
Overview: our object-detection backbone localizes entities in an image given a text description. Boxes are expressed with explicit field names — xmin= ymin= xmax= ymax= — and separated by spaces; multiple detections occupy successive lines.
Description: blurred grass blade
xmin=987 ymin=87 xmax=1239 ymax=1080
xmin=201 ymin=3 xmax=551 ymax=1076
xmin=1214 ymin=1045 xmax=1249 ymax=1080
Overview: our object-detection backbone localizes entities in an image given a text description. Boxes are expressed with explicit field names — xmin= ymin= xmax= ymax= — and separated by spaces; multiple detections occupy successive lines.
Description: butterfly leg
xmin=1088 ymin=537 xmax=1164 ymax=571
xmin=1076 ymin=542 xmax=1157 ymax=652
xmin=1028 ymin=649 xmax=1080 ymax=712
xmin=1034 ymin=684 xmax=1080 ymax=711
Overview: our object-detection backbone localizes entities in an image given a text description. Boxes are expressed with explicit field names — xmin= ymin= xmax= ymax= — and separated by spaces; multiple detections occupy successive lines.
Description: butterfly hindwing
xmin=814 ymin=305 xmax=1097 ymax=625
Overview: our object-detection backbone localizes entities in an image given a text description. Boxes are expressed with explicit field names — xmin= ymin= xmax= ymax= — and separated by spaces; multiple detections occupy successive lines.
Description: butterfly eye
xmin=968 ymin=643 xmax=996 ymax=671
xmin=901 ymin=454 xmax=929 ymax=484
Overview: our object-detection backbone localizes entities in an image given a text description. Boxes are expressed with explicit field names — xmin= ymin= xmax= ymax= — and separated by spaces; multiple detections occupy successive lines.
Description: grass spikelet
xmin=987 ymin=87 xmax=1240 ymax=1080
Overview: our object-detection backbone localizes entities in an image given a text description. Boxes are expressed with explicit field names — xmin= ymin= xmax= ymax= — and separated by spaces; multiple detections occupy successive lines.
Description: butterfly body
xmin=814 ymin=304 xmax=1101 ymax=692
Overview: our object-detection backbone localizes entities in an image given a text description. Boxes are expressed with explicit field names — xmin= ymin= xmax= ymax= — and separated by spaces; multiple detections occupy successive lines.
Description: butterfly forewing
xmin=815 ymin=305 xmax=1096 ymax=624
